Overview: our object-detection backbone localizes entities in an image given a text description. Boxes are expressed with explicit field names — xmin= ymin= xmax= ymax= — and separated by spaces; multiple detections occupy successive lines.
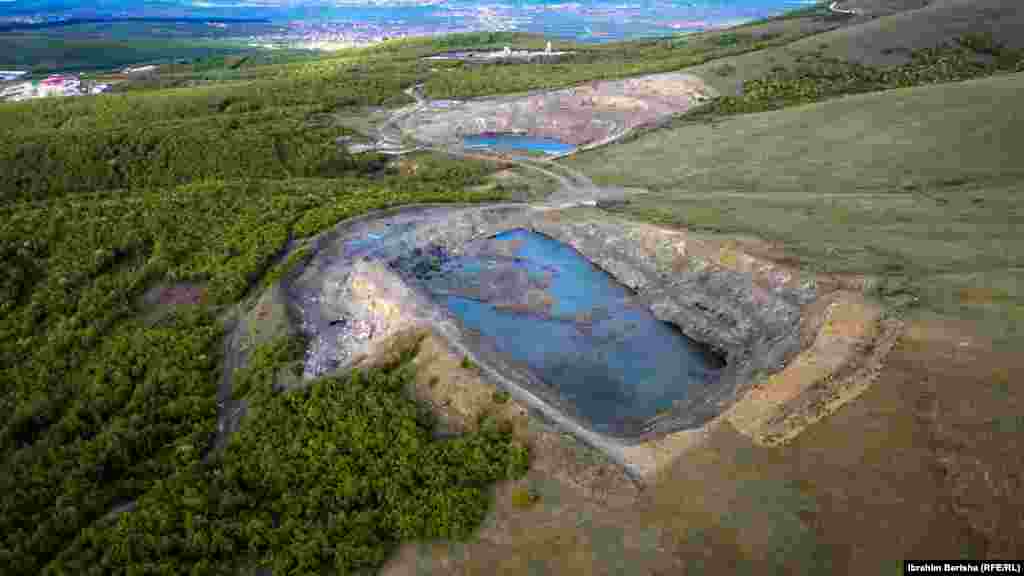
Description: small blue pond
xmin=410 ymin=229 xmax=723 ymax=436
xmin=462 ymin=133 xmax=575 ymax=155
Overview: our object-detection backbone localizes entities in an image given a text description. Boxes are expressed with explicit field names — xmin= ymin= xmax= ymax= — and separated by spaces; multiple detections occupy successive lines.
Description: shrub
xmin=715 ymin=33 xmax=744 ymax=47
xmin=510 ymin=486 xmax=541 ymax=509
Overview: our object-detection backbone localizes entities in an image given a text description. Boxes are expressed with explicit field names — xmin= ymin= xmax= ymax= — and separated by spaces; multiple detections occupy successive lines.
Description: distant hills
xmin=0 ymin=17 xmax=271 ymax=33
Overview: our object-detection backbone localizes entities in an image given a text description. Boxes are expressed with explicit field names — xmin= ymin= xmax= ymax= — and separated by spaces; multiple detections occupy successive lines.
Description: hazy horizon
xmin=0 ymin=0 xmax=815 ymax=41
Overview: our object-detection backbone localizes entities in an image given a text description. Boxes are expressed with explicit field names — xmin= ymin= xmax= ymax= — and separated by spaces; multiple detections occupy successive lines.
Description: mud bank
xmin=280 ymin=203 xmax=895 ymax=479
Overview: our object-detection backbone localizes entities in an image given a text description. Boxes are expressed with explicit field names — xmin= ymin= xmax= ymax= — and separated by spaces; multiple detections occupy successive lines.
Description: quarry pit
xmin=384 ymin=71 xmax=716 ymax=157
xmin=278 ymin=203 xmax=899 ymax=479
xmin=284 ymin=70 xmax=901 ymax=480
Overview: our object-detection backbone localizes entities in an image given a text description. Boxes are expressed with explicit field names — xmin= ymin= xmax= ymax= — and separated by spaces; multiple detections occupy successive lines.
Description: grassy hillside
xmin=564 ymin=0 xmax=1024 ymax=350
xmin=690 ymin=0 xmax=1024 ymax=96
xmin=568 ymin=71 xmax=1024 ymax=347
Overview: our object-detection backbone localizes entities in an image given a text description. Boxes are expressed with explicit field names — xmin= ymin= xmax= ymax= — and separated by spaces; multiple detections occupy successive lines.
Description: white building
xmin=1 ymin=81 xmax=35 ymax=101
xmin=123 ymin=64 xmax=157 ymax=74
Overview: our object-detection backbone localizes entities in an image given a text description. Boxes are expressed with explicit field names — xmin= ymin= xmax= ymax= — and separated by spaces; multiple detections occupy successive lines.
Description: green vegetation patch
xmin=688 ymin=34 xmax=1024 ymax=120
xmin=0 ymin=53 xmax=416 ymax=139
xmin=50 ymin=344 xmax=529 ymax=575
xmin=0 ymin=173 xmax=503 ymax=573
xmin=510 ymin=486 xmax=541 ymax=509
xmin=230 ymin=335 xmax=307 ymax=401
xmin=261 ymin=245 xmax=314 ymax=290
xmin=420 ymin=23 xmax=825 ymax=99
xmin=0 ymin=110 xmax=365 ymax=202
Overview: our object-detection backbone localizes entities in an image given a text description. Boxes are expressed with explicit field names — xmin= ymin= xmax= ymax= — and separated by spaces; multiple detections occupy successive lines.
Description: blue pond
xmin=463 ymin=133 xmax=576 ymax=155
xmin=419 ymin=229 xmax=723 ymax=436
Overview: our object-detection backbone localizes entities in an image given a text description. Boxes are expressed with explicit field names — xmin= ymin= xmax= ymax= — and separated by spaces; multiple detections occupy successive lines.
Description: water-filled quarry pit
xmin=284 ymin=204 xmax=899 ymax=479
xmin=395 ymin=228 xmax=726 ymax=437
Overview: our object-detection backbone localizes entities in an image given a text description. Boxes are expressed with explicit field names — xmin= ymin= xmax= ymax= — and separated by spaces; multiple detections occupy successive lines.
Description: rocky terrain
xmin=397 ymin=72 xmax=715 ymax=150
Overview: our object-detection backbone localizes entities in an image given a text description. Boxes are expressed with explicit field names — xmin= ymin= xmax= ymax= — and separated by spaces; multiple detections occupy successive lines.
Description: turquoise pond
xmin=462 ymin=134 xmax=576 ymax=155
xmin=402 ymin=229 xmax=725 ymax=436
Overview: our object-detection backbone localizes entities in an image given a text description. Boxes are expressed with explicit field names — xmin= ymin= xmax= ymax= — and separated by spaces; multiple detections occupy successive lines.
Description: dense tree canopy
xmin=46 ymin=342 xmax=529 ymax=575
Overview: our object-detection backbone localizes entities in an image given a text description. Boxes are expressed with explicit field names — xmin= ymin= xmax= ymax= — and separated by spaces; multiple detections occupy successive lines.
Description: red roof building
xmin=41 ymin=75 xmax=73 ymax=86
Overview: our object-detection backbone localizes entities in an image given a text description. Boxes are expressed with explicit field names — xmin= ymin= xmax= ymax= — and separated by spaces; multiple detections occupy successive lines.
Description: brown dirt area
xmin=140 ymin=282 xmax=207 ymax=307
xmin=380 ymin=314 xmax=1023 ymax=575
xmin=137 ymin=281 xmax=208 ymax=325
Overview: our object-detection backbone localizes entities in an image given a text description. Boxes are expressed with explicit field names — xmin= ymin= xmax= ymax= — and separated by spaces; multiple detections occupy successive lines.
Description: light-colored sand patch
xmin=725 ymin=291 xmax=901 ymax=446
xmin=591 ymin=95 xmax=649 ymax=111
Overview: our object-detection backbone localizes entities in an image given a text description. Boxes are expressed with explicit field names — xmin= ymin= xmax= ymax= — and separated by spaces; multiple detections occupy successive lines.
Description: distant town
xmin=0 ymin=71 xmax=117 ymax=102
xmin=245 ymin=19 xmax=486 ymax=51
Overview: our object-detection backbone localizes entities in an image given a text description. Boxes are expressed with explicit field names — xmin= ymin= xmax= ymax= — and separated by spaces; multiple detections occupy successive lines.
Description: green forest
xmin=49 ymin=339 xmax=529 ymax=574
xmin=0 ymin=34 xmax=524 ymax=573
xmin=0 ymin=169 xmax=511 ymax=573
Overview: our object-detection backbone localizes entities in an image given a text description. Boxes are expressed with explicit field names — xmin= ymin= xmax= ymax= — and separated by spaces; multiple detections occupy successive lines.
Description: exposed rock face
xmin=313 ymin=259 xmax=437 ymax=370
xmin=347 ymin=260 xmax=426 ymax=341
xmin=530 ymin=218 xmax=808 ymax=351
xmin=529 ymin=214 xmax=812 ymax=435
